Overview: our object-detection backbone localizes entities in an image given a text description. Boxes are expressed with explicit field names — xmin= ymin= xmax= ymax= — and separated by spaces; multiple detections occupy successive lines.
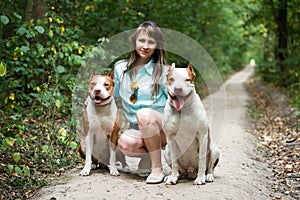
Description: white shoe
xmin=146 ymin=172 xmax=165 ymax=184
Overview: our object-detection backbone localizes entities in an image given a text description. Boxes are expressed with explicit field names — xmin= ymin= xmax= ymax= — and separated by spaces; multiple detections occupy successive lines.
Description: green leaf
xmin=13 ymin=12 xmax=22 ymax=19
xmin=6 ymin=137 xmax=15 ymax=146
xmin=58 ymin=127 xmax=67 ymax=137
xmin=49 ymin=146 xmax=55 ymax=154
xmin=55 ymin=159 xmax=61 ymax=165
xmin=42 ymin=145 xmax=49 ymax=152
xmin=35 ymin=25 xmax=45 ymax=34
xmin=30 ymin=136 xmax=38 ymax=140
xmin=58 ymin=52 xmax=64 ymax=59
xmin=13 ymin=152 xmax=21 ymax=163
xmin=1 ymin=15 xmax=9 ymax=25
xmin=55 ymin=99 xmax=61 ymax=108
xmin=56 ymin=65 xmax=66 ymax=73
xmin=70 ymin=141 xmax=78 ymax=150
xmin=20 ymin=46 xmax=30 ymax=53
xmin=0 ymin=62 xmax=7 ymax=76
xmin=1 ymin=139 xmax=8 ymax=149
xmin=49 ymin=29 xmax=54 ymax=37
xmin=7 ymin=164 xmax=14 ymax=172
xmin=15 ymin=166 xmax=22 ymax=175
xmin=23 ymin=166 xmax=31 ymax=176
xmin=16 ymin=137 xmax=24 ymax=146
xmin=58 ymin=136 xmax=66 ymax=143
xmin=17 ymin=27 xmax=27 ymax=35
xmin=26 ymin=30 xmax=35 ymax=38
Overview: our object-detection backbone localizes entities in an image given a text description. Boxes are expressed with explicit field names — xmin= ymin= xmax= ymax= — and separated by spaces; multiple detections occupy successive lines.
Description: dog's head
xmin=166 ymin=63 xmax=196 ymax=111
xmin=89 ymin=71 xmax=114 ymax=106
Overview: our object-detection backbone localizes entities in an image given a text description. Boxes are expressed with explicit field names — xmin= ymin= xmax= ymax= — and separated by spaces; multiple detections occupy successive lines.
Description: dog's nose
xmin=174 ymin=87 xmax=183 ymax=95
xmin=94 ymin=89 xmax=101 ymax=94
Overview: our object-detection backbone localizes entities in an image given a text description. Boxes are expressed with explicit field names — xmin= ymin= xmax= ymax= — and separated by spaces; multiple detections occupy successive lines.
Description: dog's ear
xmin=166 ymin=63 xmax=175 ymax=78
xmin=187 ymin=63 xmax=193 ymax=71
xmin=171 ymin=63 xmax=175 ymax=70
xmin=108 ymin=68 xmax=114 ymax=80
xmin=167 ymin=63 xmax=175 ymax=73
xmin=187 ymin=64 xmax=196 ymax=83
xmin=90 ymin=69 xmax=96 ymax=80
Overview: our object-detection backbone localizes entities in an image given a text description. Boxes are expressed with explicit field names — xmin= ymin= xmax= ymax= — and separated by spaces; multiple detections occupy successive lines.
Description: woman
xmin=114 ymin=21 xmax=169 ymax=184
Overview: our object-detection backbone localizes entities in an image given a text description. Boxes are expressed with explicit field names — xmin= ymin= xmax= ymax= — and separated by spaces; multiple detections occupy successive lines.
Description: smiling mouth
xmin=168 ymin=91 xmax=193 ymax=111
xmin=93 ymin=95 xmax=111 ymax=105
xmin=139 ymin=48 xmax=149 ymax=53
xmin=169 ymin=93 xmax=185 ymax=100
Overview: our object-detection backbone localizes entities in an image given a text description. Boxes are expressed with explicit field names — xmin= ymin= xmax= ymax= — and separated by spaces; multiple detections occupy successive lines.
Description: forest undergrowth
xmin=246 ymin=79 xmax=300 ymax=200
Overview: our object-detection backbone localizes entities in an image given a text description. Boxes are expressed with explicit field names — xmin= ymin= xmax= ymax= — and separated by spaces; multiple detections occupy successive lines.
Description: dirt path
xmin=31 ymin=64 xmax=273 ymax=200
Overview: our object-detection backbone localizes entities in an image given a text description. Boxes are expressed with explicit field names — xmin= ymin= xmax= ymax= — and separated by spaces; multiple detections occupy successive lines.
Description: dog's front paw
xmin=165 ymin=175 xmax=178 ymax=185
xmin=193 ymin=175 xmax=206 ymax=185
xmin=79 ymin=166 xmax=91 ymax=176
xmin=206 ymin=173 xmax=214 ymax=182
xmin=109 ymin=166 xmax=120 ymax=176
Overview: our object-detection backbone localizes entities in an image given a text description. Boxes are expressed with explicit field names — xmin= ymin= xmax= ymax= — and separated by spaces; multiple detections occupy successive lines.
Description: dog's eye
xmin=185 ymin=78 xmax=190 ymax=82
xmin=90 ymin=83 xmax=96 ymax=86
xmin=104 ymin=83 xmax=110 ymax=87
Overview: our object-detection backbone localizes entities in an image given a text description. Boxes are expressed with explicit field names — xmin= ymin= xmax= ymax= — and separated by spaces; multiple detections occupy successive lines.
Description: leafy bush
xmin=0 ymin=4 xmax=121 ymax=196
xmin=0 ymin=9 xmax=91 ymax=199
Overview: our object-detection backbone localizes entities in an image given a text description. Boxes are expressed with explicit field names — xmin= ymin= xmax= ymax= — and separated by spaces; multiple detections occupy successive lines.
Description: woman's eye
xmin=149 ymin=40 xmax=155 ymax=45
xmin=138 ymin=39 xmax=145 ymax=43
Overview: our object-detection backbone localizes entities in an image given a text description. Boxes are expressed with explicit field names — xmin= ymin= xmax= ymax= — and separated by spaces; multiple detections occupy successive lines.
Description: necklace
xmin=130 ymin=82 xmax=138 ymax=104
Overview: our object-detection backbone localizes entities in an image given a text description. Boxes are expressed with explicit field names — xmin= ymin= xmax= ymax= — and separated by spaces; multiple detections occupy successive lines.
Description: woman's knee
xmin=118 ymin=134 xmax=132 ymax=151
xmin=137 ymin=108 xmax=152 ymax=127
xmin=118 ymin=131 xmax=143 ymax=155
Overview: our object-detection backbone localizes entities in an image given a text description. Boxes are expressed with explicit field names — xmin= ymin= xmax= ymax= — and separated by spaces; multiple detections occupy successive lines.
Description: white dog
xmin=163 ymin=63 xmax=220 ymax=185
xmin=79 ymin=72 xmax=127 ymax=176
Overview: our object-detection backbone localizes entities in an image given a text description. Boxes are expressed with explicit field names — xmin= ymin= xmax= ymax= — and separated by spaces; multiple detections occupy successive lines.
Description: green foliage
xmin=0 ymin=109 xmax=81 ymax=198
xmin=0 ymin=4 xmax=87 ymax=199
xmin=244 ymin=0 xmax=300 ymax=109
xmin=0 ymin=9 xmax=88 ymax=110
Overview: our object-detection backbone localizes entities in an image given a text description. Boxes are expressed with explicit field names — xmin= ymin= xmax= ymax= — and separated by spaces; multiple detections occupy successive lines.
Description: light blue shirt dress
xmin=113 ymin=59 xmax=168 ymax=124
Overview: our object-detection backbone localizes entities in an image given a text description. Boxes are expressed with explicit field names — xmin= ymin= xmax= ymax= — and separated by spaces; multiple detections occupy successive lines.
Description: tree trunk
xmin=25 ymin=0 xmax=33 ymax=20
xmin=25 ymin=0 xmax=45 ymax=20
xmin=270 ymin=0 xmax=288 ymax=87
xmin=277 ymin=0 xmax=288 ymax=87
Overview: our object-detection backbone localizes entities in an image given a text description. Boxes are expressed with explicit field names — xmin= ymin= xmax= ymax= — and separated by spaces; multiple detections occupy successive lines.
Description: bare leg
xmin=118 ymin=108 xmax=167 ymax=178
xmin=137 ymin=108 xmax=167 ymax=177
xmin=118 ymin=129 xmax=151 ymax=174
xmin=118 ymin=129 xmax=148 ymax=157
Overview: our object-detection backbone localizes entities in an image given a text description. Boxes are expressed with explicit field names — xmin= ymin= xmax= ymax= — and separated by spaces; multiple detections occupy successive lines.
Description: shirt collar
xmin=122 ymin=58 xmax=154 ymax=75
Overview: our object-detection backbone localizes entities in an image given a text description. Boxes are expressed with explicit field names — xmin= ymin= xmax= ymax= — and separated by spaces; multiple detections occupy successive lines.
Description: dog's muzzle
xmin=90 ymin=93 xmax=112 ymax=105
xmin=168 ymin=91 xmax=193 ymax=111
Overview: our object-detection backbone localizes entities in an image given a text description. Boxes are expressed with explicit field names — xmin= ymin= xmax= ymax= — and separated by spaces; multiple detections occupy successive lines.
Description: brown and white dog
xmin=79 ymin=71 xmax=127 ymax=176
xmin=163 ymin=63 xmax=220 ymax=185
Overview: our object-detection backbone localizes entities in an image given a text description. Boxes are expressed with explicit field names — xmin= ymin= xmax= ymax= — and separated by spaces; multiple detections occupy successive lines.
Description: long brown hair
xmin=127 ymin=21 xmax=166 ymax=99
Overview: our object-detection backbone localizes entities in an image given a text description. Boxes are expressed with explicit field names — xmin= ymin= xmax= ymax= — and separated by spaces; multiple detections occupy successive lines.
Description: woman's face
xmin=135 ymin=32 xmax=156 ymax=62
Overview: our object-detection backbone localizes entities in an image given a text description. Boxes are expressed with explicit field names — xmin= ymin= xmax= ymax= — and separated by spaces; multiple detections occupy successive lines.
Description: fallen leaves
xmin=246 ymin=81 xmax=300 ymax=199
